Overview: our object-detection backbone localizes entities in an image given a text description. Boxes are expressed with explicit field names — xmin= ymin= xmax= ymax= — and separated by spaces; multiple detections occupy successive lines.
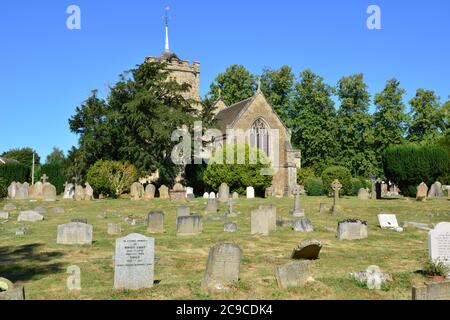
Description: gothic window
xmin=250 ymin=118 xmax=270 ymax=156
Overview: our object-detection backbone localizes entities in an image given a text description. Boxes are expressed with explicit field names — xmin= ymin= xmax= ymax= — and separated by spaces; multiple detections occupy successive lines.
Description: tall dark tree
xmin=292 ymin=70 xmax=338 ymax=174
xmin=1 ymin=147 xmax=40 ymax=165
xmin=407 ymin=89 xmax=445 ymax=145
xmin=260 ymin=65 xmax=295 ymax=126
xmin=336 ymin=74 xmax=377 ymax=177
xmin=46 ymin=147 xmax=66 ymax=165
xmin=207 ymin=65 xmax=256 ymax=106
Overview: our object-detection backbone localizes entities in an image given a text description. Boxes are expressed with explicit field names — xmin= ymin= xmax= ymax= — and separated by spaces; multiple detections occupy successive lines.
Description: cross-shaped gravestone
xmin=64 ymin=181 xmax=69 ymax=188
xmin=41 ymin=174 xmax=49 ymax=184
xmin=72 ymin=176 xmax=80 ymax=184
xmin=331 ymin=179 xmax=342 ymax=214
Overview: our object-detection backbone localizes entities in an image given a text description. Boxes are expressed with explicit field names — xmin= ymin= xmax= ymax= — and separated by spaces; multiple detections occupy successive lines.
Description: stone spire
xmin=164 ymin=6 xmax=170 ymax=53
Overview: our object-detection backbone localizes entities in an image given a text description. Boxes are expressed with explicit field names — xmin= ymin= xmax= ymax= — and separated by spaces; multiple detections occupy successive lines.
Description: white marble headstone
xmin=378 ymin=214 xmax=399 ymax=229
xmin=428 ymin=222 xmax=450 ymax=266
xmin=246 ymin=187 xmax=255 ymax=199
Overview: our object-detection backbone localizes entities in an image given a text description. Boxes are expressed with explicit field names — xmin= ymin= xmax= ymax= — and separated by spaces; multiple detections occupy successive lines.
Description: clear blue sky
xmin=1 ymin=0 xmax=449 ymax=160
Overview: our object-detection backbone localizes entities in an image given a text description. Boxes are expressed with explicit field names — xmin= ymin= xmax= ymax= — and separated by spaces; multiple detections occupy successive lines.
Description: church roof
xmin=0 ymin=157 xmax=19 ymax=165
xmin=214 ymin=96 xmax=255 ymax=132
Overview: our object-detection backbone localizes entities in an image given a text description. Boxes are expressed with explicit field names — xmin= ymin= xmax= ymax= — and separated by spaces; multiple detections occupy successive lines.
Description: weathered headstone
xmin=331 ymin=179 xmax=342 ymax=215
xmin=3 ymin=204 xmax=16 ymax=211
xmin=63 ymin=182 xmax=75 ymax=199
xmin=403 ymin=221 xmax=433 ymax=231
xmin=147 ymin=211 xmax=165 ymax=234
xmin=84 ymin=182 xmax=94 ymax=200
xmin=205 ymin=198 xmax=218 ymax=214
xmin=416 ymin=182 xmax=428 ymax=202
xmin=428 ymin=181 xmax=444 ymax=198
xmin=42 ymin=183 xmax=57 ymax=202
xmin=375 ymin=179 xmax=382 ymax=200
xmin=226 ymin=199 xmax=238 ymax=217
xmin=114 ymin=233 xmax=154 ymax=290
xmin=107 ymin=223 xmax=122 ymax=235
xmin=201 ymin=243 xmax=242 ymax=292
xmin=413 ymin=280 xmax=450 ymax=300
xmin=246 ymin=186 xmax=255 ymax=199
xmin=218 ymin=183 xmax=230 ymax=203
xmin=176 ymin=206 xmax=190 ymax=220
xmin=177 ymin=215 xmax=203 ymax=235
xmin=203 ymin=192 xmax=209 ymax=199
xmin=71 ymin=218 xmax=87 ymax=224
xmin=224 ymin=222 xmax=237 ymax=233
xmin=232 ymin=192 xmax=239 ymax=200
xmin=291 ymin=239 xmax=322 ymax=260
xmin=57 ymin=222 xmax=93 ymax=245
xmin=34 ymin=207 xmax=47 ymax=214
xmin=290 ymin=186 xmax=305 ymax=217
xmin=337 ymin=219 xmax=368 ymax=240
xmin=0 ymin=211 xmax=9 ymax=219
xmin=14 ymin=182 xmax=29 ymax=200
xmin=358 ymin=188 xmax=370 ymax=200
xmin=251 ymin=209 xmax=269 ymax=236
xmin=0 ymin=278 xmax=25 ymax=300
xmin=159 ymin=185 xmax=169 ymax=199
xmin=17 ymin=210 xmax=44 ymax=222
xmin=319 ymin=203 xmax=327 ymax=214
xmin=209 ymin=192 xmax=216 ymax=199
xmin=170 ymin=183 xmax=186 ymax=201
xmin=29 ymin=181 xmax=44 ymax=199
xmin=52 ymin=207 xmax=65 ymax=214
xmin=130 ymin=182 xmax=144 ymax=201
xmin=275 ymin=261 xmax=313 ymax=289
xmin=258 ymin=205 xmax=277 ymax=231
xmin=74 ymin=184 xmax=85 ymax=201
xmin=428 ymin=222 xmax=450 ymax=266
xmin=293 ymin=218 xmax=314 ymax=233
xmin=7 ymin=182 xmax=17 ymax=199
xmin=144 ymin=184 xmax=156 ymax=200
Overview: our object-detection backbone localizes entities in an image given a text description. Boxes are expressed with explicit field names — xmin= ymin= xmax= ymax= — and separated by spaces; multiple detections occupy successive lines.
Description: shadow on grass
xmin=0 ymin=243 xmax=65 ymax=282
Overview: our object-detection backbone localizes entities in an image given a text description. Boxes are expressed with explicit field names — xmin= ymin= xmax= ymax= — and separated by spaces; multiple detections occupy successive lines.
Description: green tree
xmin=336 ymin=74 xmax=377 ymax=177
xmin=292 ymin=70 xmax=338 ymax=174
xmin=407 ymin=89 xmax=445 ymax=145
xmin=207 ymin=65 xmax=256 ymax=106
xmin=373 ymin=79 xmax=408 ymax=165
xmin=1 ymin=147 xmax=40 ymax=166
xmin=46 ymin=147 xmax=66 ymax=165
xmin=261 ymin=65 xmax=294 ymax=125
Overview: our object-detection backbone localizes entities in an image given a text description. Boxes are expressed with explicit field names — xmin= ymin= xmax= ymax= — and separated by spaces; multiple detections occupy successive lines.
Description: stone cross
xmin=331 ymin=179 xmax=342 ymax=206
xmin=41 ymin=174 xmax=48 ymax=184
xmin=72 ymin=176 xmax=80 ymax=184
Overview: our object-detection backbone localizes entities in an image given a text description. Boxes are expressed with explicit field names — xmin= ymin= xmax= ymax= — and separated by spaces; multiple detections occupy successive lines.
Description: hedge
xmin=382 ymin=145 xmax=449 ymax=197
xmin=0 ymin=163 xmax=31 ymax=186
xmin=304 ymin=178 xmax=325 ymax=196
xmin=321 ymin=166 xmax=352 ymax=196
xmin=41 ymin=163 xmax=69 ymax=195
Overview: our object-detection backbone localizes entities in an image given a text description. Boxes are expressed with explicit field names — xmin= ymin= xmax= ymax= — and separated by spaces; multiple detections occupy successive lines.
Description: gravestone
xmin=293 ymin=218 xmax=314 ymax=233
xmin=57 ymin=222 xmax=93 ymax=245
xmin=208 ymin=215 xmax=226 ymax=221
xmin=428 ymin=222 xmax=450 ymax=266
xmin=130 ymin=182 xmax=144 ymax=200
xmin=251 ymin=209 xmax=269 ymax=236
xmin=258 ymin=205 xmax=277 ymax=231
xmin=71 ymin=218 xmax=87 ymax=224
xmin=159 ymin=185 xmax=169 ymax=199
xmin=265 ymin=186 xmax=274 ymax=198
xmin=114 ymin=233 xmax=154 ymax=290
xmin=0 ymin=211 xmax=9 ymax=220
xmin=144 ymin=184 xmax=156 ymax=200
xmin=291 ymin=239 xmax=322 ymax=260
xmin=15 ymin=228 xmax=26 ymax=236
xmin=201 ymin=243 xmax=242 ymax=292
xmin=246 ymin=187 xmax=255 ymax=199
xmin=170 ymin=183 xmax=186 ymax=201
xmin=177 ymin=215 xmax=203 ymax=235
xmin=375 ymin=179 xmax=382 ymax=200
xmin=52 ymin=207 xmax=65 ymax=214
xmin=275 ymin=261 xmax=313 ymax=289
xmin=378 ymin=214 xmax=402 ymax=231
xmin=416 ymin=182 xmax=428 ymax=202
xmin=428 ymin=182 xmax=444 ymax=198
xmin=63 ymin=182 xmax=75 ymax=199
xmin=176 ymin=206 xmax=190 ymax=220
xmin=358 ymin=188 xmax=370 ymax=200
xmin=232 ymin=192 xmax=239 ymax=200
xmin=203 ymin=192 xmax=209 ymax=199
xmin=319 ymin=203 xmax=327 ymax=214
xmin=331 ymin=179 xmax=342 ymax=215
xmin=147 ymin=211 xmax=164 ymax=234
xmin=0 ymin=278 xmax=25 ymax=300
xmin=290 ymin=186 xmax=305 ymax=217
xmin=29 ymin=181 xmax=44 ymax=199
xmin=34 ymin=207 xmax=47 ymax=214
xmin=224 ymin=222 xmax=237 ymax=233
xmin=186 ymin=187 xmax=195 ymax=201
xmin=7 ymin=182 xmax=17 ymax=199
xmin=209 ymin=192 xmax=216 ymax=199
xmin=15 ymin=183 xmax=29 ymax=200
xmin=337 ymin=219 xmax=368 ymax=240
xmin=75 ymin=185 xmax=85 ymax=201
xmin=84 ymin=183 xmax=94 ymax=200
xmin=403 ymin=221 xmax=433 ymax=231
xmin=413 ymin=280 xmax=450 ymax=300
xmin=17 ymin=210 xmax=44 ymax=222
xmin=3 ymin=204 xmax=16 ymax=211
xmin=226 ymin=199 xmax=238 ymax=217
xmin=218 ymin=183 xmax=230 ymax=203
xmin=42 ymin=183 xmax=57 ymax=202
xmin=107 ymin=223 xmax=122 ymax=236
xmin=205 ymin=198 xmax=218 ymax=214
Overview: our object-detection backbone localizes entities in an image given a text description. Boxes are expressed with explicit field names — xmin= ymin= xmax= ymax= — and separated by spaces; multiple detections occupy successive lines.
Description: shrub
xmin=423 ymin=260 xmax=450 ymax=277
xmin=304 ymin=178 xmax=324 ymax=196
xmin=350 ymin=177 xmax=371 ymax=196
xmin=203 ymin=144 xmax=273 ymax=196
xmin=87 ymin=160 xmax=138 ymax=198
xmin=41 ymin=163 xmax=69 ymax=195
xmin=297 ymin=167 xmax=316 ymax=185
xmin=0 ymin=163 xmax=31 ymax=185
xmin=0 ymin=178 xmax=7 ymax=198
xmin=321 ymin=166 xmax=352 ymax=196
xmin=382 ymin=145 xmax=449 ymax=197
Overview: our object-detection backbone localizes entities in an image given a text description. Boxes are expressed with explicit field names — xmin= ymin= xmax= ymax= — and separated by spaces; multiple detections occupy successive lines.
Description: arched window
xmin=250 ymin=118 xmax=270 ymax=156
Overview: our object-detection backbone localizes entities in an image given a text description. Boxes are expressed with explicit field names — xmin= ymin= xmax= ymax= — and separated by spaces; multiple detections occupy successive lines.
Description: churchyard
xmin=0 ymin=193 xmax=449 ymax=300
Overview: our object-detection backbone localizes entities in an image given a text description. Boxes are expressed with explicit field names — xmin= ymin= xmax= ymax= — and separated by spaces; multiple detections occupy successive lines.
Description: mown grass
xmin=0 ymin=195 xmax=448 ymax=300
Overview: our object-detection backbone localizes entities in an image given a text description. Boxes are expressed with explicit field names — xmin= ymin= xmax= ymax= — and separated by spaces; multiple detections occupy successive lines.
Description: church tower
xmin=145 ymin=7 xmax=201 ymax=110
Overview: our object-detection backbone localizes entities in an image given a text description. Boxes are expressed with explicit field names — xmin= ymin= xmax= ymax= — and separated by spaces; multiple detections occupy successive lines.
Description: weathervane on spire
xmin=164 ymin=6 xmax=171 ymax=53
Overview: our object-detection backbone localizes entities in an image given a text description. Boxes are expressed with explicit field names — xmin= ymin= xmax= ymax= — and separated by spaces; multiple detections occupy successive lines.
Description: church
xmin=145 ymin=15 xmax=301 ymax=197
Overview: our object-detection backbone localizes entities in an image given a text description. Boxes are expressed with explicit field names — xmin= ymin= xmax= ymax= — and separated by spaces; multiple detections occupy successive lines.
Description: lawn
xmin=0 ymin=195 xmax=449 ymax=300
